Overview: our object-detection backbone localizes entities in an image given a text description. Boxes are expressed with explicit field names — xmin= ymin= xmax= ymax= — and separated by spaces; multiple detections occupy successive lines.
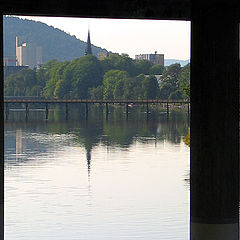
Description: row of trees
xmin=4 ymin=53 xmax=190 ymax=100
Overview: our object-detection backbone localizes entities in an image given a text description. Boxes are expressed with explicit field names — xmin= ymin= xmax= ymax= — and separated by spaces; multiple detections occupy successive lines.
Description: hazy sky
xmin=18 ymin=16 xmax=190 ymax=60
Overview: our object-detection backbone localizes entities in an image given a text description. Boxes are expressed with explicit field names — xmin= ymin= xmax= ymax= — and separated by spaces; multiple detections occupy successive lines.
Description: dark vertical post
xmin=146 ymin=103 xmax=149 ymax=114
xmin=65 ymin=103 xmax=68 ymax=120
xmin=166 ymin=102 xmax=169 ymax=115
xmin=5 ymin=103 xmax=9 ymax=120
xmin=45 ymin=103 xmax=48 ymax=120
xmin=106 ymin=103 xmax=109 ymax=115
xmin=85 ymin=103 xmax=88 ymax=118
xmin=126 ymin=103 xmax=128 ymax=119
xmin=191 ymin=2 xmax=239 ymax=239
xmin=0 ymin=15 xmax=4 ymax=240
xmin=25 ymin=103 xmax=29 ymax=120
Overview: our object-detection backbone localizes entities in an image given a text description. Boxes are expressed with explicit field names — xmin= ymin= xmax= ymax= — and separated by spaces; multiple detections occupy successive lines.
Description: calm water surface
xmin=5 ymin=106 xmax=190 ymax=240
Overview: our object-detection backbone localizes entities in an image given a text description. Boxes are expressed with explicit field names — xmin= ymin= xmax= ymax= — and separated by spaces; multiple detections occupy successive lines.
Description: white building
xmin=16 ymin=36 xmax=42 ymax=69
xmin=135 ymin=51 xmax=164 ymax=66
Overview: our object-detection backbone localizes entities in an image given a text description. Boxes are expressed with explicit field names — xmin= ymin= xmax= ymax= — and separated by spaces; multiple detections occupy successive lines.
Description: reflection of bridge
xmin=4 ymin=98 xmax=190 ymax=120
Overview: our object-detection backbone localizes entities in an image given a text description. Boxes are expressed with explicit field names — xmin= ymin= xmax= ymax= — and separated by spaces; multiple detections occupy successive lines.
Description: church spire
xmin=85 ymin=29 xmax=92 ymax=55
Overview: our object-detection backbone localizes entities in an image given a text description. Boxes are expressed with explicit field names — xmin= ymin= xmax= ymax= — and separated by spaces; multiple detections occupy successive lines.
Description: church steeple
xmin=85 ymin=29 xmax=92 ymax=55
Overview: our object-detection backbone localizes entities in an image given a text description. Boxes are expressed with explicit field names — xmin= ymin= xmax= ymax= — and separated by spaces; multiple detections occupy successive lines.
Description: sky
xmin=18 ymin=16 xmax=190 ymax=60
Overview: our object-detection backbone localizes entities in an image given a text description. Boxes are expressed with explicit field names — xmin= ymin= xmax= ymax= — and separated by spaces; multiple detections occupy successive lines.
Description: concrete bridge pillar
xmin=191 ymin=2 xmax=239 ymax=239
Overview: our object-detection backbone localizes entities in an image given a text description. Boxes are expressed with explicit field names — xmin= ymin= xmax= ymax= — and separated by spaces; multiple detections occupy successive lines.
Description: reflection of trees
xmin=5 ymin=106 xmax=190 ymax=169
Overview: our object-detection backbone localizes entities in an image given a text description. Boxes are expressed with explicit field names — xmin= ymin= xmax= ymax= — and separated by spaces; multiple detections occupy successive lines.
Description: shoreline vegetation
xmin=184 ymin=133 xmax=190 ymax=147
xmin=5 ymin=54 xmax=190 ymax=101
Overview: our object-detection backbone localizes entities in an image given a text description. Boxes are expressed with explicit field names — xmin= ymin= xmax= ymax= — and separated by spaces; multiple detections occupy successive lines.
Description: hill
xmin=3 ymin=16 xmax=108 ymax=63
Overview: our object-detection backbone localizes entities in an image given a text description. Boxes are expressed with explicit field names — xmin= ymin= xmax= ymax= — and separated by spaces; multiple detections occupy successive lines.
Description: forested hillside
xmin=3 ymin=16 xmax=107 ymax=63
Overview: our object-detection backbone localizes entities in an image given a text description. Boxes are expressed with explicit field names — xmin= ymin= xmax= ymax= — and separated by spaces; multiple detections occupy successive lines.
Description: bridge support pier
xmin=45 ymin=103 xmax=48 ymax=120
xmin=191 ymin=3 xmax=239 ymax=239
xmin=126 ymin=104 xmax=129 ymax=119
xmin=166 ymin=103 xmax=169 ymax=115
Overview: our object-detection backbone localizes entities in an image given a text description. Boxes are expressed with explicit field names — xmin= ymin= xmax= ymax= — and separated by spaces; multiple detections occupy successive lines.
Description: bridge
xmin=4 ymin=98 xmax=190 ymax=120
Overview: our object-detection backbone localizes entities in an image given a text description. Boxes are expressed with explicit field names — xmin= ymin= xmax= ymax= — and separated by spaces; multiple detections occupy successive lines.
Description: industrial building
xmin=16 ymin=36 xmax=42 ymax=69
xmin=135 ymin=51 xmax=164 ymax=65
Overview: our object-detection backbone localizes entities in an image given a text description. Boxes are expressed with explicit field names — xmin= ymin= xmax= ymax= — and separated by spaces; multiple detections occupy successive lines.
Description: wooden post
xmin=45 ymin=103 xmax=48 ymax=120
xmin=25 ymin=103 xmax=29 ymax=120
xmin=65 ymin=103 xmax=68 ymax=120
xmin=166 ymin=102 xmax=169 ymax=115
xmin=126 ymin=104 xmax=128 ymax=119
xmin=106 ymin=103 xmax=109 ymax=115
xmin=146 ymin=103 xmax=149 ymax=114
xmin=85 ymin=103 xmax=88 ymax=118
xmin=5 ymin=103 xmax=9 ymax=120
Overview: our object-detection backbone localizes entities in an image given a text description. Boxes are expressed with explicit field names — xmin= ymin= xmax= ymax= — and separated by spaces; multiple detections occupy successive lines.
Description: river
xmin=4 ymin=105 xmax=190 ymax=240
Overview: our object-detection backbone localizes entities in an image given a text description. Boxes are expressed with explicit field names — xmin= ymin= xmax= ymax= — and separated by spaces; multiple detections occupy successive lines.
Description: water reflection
xmin=5 ymin=106 xmax=189 ymax=170
xmin=5 ymin=106 xmax=190 ymax=240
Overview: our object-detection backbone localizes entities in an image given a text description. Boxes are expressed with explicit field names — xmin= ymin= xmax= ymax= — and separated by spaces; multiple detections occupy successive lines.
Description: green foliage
xmin=64 ymin=55 xmax=103 ymax=99
xmin=178 ymin=63 xmax=190 ymax=99
xmin=135 ymin=60 xmax=153 ymax=75
xmin=5 ymin=68 xmax=41 ymax=96
xmin=168 ymin=89 xmax=183 ymax=100
xmin=184 ymin=133 xmax=190 ymax=147
xmin=159 ymin=63 xmax=190 ymax=99
xmin=103 ymin=70 xmax=128 ymax=99
xmin=4 ymin=48 xmax=189 ymax=100
xmin=150 ymin=64 xmax=164 ymax=75
xmin=101 ymin=53 xmax=137 ymax=76
xmin=89 ymin=86 xmax=103 ymax=99
xmin=142 ymin=75 xmax=159 ymax=99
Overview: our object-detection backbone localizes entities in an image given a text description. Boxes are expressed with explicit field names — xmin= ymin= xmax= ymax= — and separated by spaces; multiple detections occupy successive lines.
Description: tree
xmin=89 ymin=86 xmax=103 ymax=99
xmin=42 ymin=60 xmax=70 ymax=98
xmin=62 ymin=55 xmax=103 ymax=99
xmin=150 ymin=64 xmax=164 ymax=75
xmin=169 ymin=89 xmax=183 ymax=100
xmin=178 ymin=63 xmax=190 ymax=99
xmin=101 ymin=53 xmax=137 ymax=76
xmin=4 ymin=68 xmax=40 ymax=96
xmin=103 ymin=70 xmax=128 ymax=99
xmin=135 ymin=60 xmax=153 ymax=75
xmin=142 ymin=75 xmax=159 ymax=99
xmin=159 ymin=63 xmax=182 ymax=99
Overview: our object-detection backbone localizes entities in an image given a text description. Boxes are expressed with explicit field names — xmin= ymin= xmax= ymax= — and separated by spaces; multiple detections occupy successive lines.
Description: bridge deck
xmin=4 ymin=99 xmax=190 ymax=104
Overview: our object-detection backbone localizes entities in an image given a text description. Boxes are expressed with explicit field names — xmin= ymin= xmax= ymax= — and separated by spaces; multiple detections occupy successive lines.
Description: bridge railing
xmin=4 ymin=98 xmax=190 ymax=104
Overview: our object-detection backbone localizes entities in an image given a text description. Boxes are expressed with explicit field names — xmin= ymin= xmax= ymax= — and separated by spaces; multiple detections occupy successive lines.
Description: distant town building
xmin=16 ymin=36 xmax=42 ymax=69
xmin=98 ymin=52 xmax=109 ymax=60
xmin=84 ymin=30 xmax=92 ymax=55
xmin=135 ymin=51 xmax=164 ymax=66
xmin=4 ymin=57 xmax=17 ymax=66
